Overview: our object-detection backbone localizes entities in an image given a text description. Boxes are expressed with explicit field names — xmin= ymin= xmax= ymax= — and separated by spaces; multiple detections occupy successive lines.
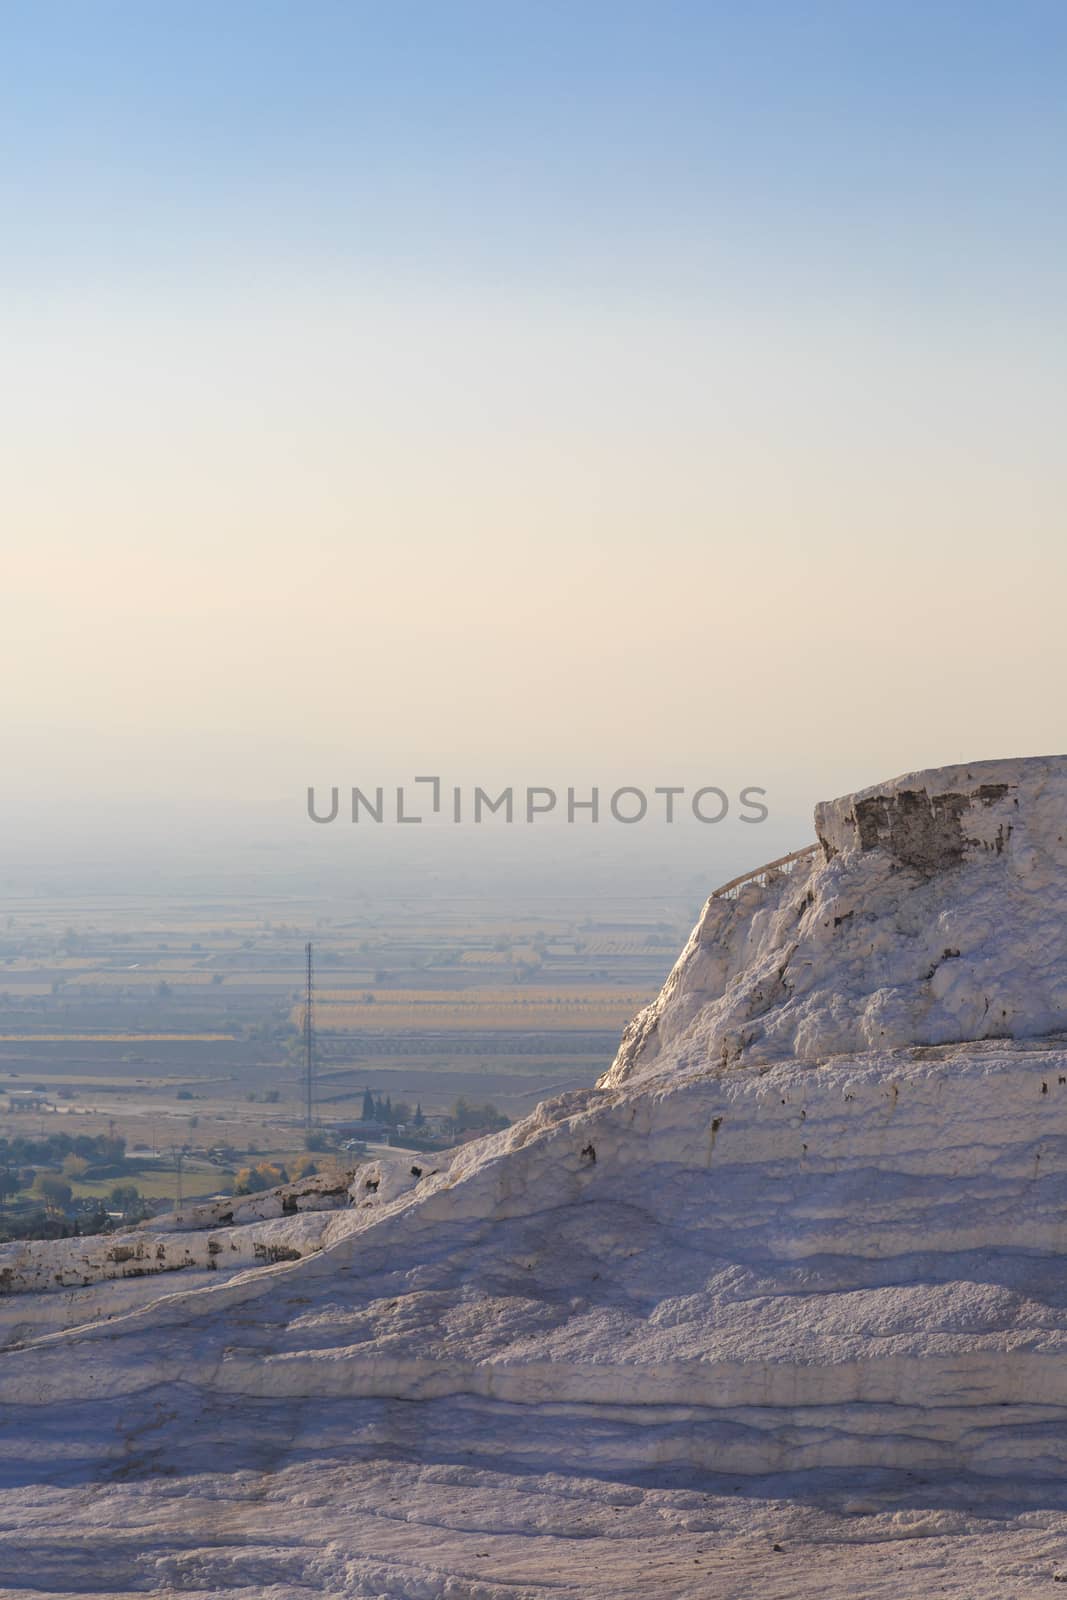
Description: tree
xmin=61 ymin=1154 xmax=89 ymax=1180
xmin=234 ymin=1162 xmax=288 ymax=1195
xmin=0 ymin=1168 xmax=19 ymax=1206
xmin=362 ymin=1088 xmax=375 ymax=1120
xmin=33 ymin=1174 xmax=72 ymax=1215
xmin=451 ymin=1099 xmax=509 ymax=1135
xmin=108 ymin=1183 xmax=140 ymax=1211
xmin=413 ymin=1103 xmax=425 ymax=1129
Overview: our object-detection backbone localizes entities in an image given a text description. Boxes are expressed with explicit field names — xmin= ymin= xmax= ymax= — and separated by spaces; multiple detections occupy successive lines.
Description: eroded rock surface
xmin=602 ymin=755 xmax=1067 ymax=1084
xmin=4 ymin=757 xmax=1067 ymax=1597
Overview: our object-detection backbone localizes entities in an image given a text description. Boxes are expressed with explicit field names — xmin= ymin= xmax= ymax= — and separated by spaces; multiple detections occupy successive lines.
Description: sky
xmin=2 ymin=1 xmax=1066 ymax=876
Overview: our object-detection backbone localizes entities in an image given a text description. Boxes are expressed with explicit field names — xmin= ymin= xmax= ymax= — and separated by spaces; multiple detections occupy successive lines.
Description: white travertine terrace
xmin=3 ymin=756 xmax=1067 ymax=1597
xmin=602 ymin=755 xmax=1067 ymax=1084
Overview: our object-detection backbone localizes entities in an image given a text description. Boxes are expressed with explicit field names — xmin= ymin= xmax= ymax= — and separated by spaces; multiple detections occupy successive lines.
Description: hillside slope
xmin=4 ymin=756 xmax=1067 ymax=1598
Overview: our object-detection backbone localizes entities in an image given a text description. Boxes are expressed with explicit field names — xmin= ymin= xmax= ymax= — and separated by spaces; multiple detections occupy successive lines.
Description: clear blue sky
xmin=5 ymin=1 xmax=1065 ymax=310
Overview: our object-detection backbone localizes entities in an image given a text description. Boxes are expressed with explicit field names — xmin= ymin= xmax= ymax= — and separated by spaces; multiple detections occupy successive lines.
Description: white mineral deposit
xmin=5 ymin=758 xmax=1067 ymax=1598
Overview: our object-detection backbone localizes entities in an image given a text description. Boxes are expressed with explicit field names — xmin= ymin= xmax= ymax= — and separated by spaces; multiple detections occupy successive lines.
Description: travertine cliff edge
xmin=3 ymin=759 xmax=1067 ymax=1596
xmin=602 ymin=755 xmax=1067 ymax=1085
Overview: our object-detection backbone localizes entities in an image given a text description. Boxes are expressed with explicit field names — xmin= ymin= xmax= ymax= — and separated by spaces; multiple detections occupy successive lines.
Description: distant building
xmin=7 ymin=1091 xmax=49 ymax=1113
xmin=330 ymin=1119 xmax=390 ymax=1141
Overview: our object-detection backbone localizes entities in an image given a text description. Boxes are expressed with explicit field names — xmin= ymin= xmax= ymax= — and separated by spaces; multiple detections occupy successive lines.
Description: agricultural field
xmin=307 ymin=987 xmax=653 ymax=1033
xmin=0 ymin=871 xmax=697 ymax=1214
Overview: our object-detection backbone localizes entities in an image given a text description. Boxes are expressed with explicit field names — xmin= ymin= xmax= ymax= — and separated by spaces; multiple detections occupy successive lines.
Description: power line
xmin=304 ymin=940 xmax=315 ymax=1130
xmin=170 ymin=1144 xmax=186 ymax=1219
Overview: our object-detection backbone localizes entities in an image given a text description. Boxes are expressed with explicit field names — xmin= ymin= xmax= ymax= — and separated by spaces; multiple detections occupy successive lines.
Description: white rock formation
xmin=0 ymin=1153 xmax=426 ymax=1344
xmin=604 ymin=755 xmax=1067 ymax=1083
xmin=4 ymin=756 xmax=1067 ymax=1597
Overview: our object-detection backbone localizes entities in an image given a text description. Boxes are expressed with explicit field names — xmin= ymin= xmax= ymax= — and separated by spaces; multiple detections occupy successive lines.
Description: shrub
xmin=32 ymin=1174 xmax=72 ymax=1213
xmin=233 ymin=1162 xmax=288 ymax=1195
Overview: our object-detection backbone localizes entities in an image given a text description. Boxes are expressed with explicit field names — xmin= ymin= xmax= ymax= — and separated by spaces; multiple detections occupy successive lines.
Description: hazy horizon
xmin=4 ymin=2 xmax=1066 ymax=888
